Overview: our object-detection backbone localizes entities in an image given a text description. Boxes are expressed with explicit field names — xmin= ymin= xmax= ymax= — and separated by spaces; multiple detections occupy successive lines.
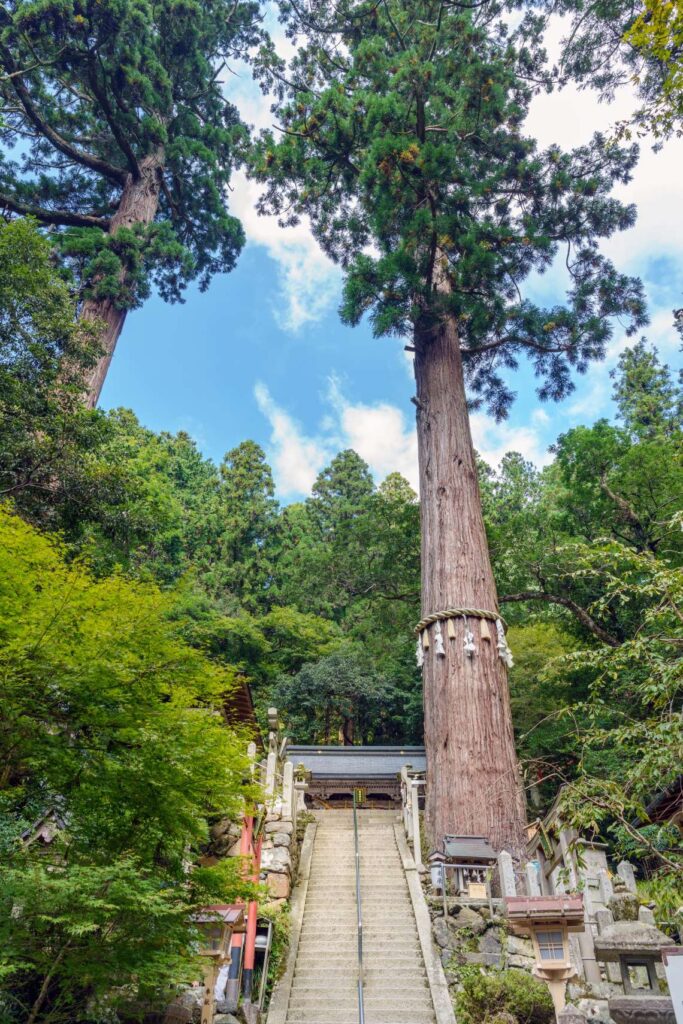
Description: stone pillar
xmin=598 ymin=869 xmax=613 ymax=907
xmin=400 ymin=767 xmax=411 ymax=837
xmin=282 ymin=761 xmax=294 ymax=822
xmin=557 ymin=829 xmax=578 ymax=890
xmin=498 ymin=850 xmax=516 ymax=897
xmin=265 ymin=751 xmax=277 ymax=800
xmin=616 ymin=861 xmax=637 ymax=894
xmin=410 ymin=781 xmax=424 ymax=870
xmin=526 ymin=861 xmax=542 ymax=896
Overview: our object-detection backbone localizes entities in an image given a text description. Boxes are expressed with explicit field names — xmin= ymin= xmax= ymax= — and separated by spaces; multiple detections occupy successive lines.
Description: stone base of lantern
xmin=607 ymin=995 xmax=676 ymax=1024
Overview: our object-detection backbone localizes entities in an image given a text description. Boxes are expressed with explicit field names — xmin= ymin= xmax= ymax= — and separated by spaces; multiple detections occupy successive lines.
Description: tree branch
xmin=87 ymin=55 xmax=140 ymax=178
xmin=0 ymin=190 xmax=111 ymax=229
xmin=0 ymin=42 xmax=127 ymax=185
xmin=599 ymin=472 xmax=658 ymax=553
xmin=500 ymin=591 xmax=620 ymax=646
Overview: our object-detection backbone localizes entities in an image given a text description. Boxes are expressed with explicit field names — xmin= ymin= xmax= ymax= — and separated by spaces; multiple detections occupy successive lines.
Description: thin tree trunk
xmin=339 ymin=717 xmax=354 ymax=746
xmin=414 ymin=281 xmax=526 ymax=857
xmin=26 ymin=940 xmax=71 ymax=1024
xmin=81 ymin=148 xmax=163 ymax=408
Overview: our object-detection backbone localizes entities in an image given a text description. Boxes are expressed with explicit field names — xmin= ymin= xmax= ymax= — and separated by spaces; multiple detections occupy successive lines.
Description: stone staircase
xmin=283 ymin=810 xmax=437 ymax=1024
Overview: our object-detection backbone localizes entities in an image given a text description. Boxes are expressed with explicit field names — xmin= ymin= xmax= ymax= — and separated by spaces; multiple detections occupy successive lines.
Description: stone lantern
xmin=505 ymin=894 xmax=586 ymax=1018
xmin=193 ymin=904 xmax=245 ymax=1024
xmin=594 ymin=919 xmax=676 ymax=1024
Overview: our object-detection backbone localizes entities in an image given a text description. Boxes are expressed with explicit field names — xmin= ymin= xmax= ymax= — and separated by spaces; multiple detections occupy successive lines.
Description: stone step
xmin=296 ymin=942 xmax=421 ymax=954
xmin=290 ymin=978 xmax=429 ymax=992
xmin=296 ymin=944 xmax=420 ymax=956
xmin=300 ymin=921 xmax=417 ymax=932
xmin=299 ymin=932 xmax=419 ymax=943
xmin=294 ymin=955 xmax=424 ymax=969
xmin=301 ymin=922 xmax=415 ymax=930
xmin=289 ymin=998 xmax=434 ymax=1013
xmin=293 ymin=974 xmax=428 ymax=987
xmin=305 ymin=884 xmax=407 ymax=891
xmin=303 ymin=902 xmax=412 ymax=910
xmin=285 ymin=1011 xmax=435 ymax=1023
xmin=294 ymin=946 xmax=421 ymax=962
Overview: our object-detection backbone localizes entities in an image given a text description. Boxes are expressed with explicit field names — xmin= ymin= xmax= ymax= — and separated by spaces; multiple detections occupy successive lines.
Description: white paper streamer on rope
xmin=463 ymin=615 xmax=476 ymax=658
xmin=434 ymin=621 xmax=445 ymax=657
xmin=416 ymin=637 xmax=424 ymax=668
xmin=496 ymin=618 xmax=514 ymax=667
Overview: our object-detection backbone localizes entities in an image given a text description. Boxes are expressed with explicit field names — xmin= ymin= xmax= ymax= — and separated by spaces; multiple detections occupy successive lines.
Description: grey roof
xmin=287 ymin=745 xmax=426 ymax=778
xmin=442 ymin=835 xmax=497 ymax=861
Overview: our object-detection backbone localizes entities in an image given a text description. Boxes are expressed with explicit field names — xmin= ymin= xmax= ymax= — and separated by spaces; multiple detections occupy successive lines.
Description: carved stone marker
xmin=498 ymin=850 xmax=516 ymax=897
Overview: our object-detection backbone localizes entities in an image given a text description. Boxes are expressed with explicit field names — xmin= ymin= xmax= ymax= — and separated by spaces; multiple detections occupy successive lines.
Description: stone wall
xmin=259 ymin=756 xmax=304 ymax=905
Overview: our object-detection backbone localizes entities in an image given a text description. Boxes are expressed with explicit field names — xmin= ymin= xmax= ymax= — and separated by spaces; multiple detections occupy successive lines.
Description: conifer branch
xmin=0 ymin=42 xmax=127 ymax=185
xmin=0 ymin=191 xmax=111 ymax=229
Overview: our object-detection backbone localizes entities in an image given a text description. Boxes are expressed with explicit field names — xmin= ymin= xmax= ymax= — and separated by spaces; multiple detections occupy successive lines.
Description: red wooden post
xmin=242 ymin=830 xmax=263 ymax=1002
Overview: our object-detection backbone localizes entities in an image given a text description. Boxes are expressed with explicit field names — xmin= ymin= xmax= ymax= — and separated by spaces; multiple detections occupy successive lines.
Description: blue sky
xmin=99 ymin=19 xmax=683 ymax=499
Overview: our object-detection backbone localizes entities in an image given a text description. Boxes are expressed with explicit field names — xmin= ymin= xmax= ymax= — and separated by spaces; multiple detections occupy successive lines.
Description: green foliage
xmin=550 ymin=535 xmax=682 ymax=909
xmin=624 ymin=0 xmax=683 ymax=136
xmin=0 ymin=507 xmax=256 ymax=1021
xmin=252 ymin=0 xmax=646 ymax=418
xmin=508 ymin=622 xmax=584 ymax=776
xmin=0 ymin=218 xmax=102 ymax=509
xmin=547 ymin=0 xmax=683 ymax=139
xmin=455 ymin=967 xmax=554 ymax=1024
xmin=612 ymin=338 xmax=682 ymax=438
xmin=256 ymin=902 xmax=291 ymax=1007
xmin=274 ymin=648 xmax=395 ymax=744
xmin=0 ymin=0 xmax=260 ymax=305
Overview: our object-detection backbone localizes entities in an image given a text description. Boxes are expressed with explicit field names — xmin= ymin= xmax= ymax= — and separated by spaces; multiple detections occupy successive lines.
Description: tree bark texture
xmin=81 ymin=149 xmax=163 ymax=408
xmin=414 ymin=299 xmax=527 ymax=857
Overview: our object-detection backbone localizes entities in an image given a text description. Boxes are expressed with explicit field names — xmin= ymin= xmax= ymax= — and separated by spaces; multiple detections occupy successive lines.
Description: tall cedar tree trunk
xmin=414 ymin=281 xmax=527 ymax=856
xmin=81 ymin=149 xmax=163 ymax=408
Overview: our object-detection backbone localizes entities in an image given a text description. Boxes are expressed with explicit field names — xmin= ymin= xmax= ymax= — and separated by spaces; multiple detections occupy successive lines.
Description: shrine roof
xmin=286 ymin=745 xmax=426 ymax=778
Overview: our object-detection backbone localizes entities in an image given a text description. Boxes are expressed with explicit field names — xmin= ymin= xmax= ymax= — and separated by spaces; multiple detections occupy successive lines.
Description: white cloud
xmin=222 ymin=27 xmax=342 ymax=332
xmin=470 ymin=413 xmax=554 ymax=469
xmin=254 ymin=382 xmax=328 ymax=496
xmin=255 ymin=378 xmax=555 ymax=498
xmin=230 ymin=172 xmax=341 ymax=332
xmin=327 ymin=378 xmax=420 ymax=488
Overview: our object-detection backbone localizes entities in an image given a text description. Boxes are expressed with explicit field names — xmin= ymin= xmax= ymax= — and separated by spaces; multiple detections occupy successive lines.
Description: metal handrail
xmin=352 ymin=791 xmax=365 ymax=1024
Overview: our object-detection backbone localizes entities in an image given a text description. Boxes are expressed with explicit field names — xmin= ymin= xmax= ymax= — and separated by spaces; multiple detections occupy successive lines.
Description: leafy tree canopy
xmin=0 ymin=507 xmax=256 ymax=1022
xmin=0 ymin=217 xmax=101 ymax=507
xmin=274 ymin=648 xmax=394 ymax=745
xmin=0 ymin=0 xmax=259 ymax=306
xmin=252 ymin=0 xmax=646 ymax=418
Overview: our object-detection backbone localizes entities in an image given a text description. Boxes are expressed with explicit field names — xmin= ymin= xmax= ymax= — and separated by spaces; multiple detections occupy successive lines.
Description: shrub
xmin=455 ymin=968 xmax=555 ymax=1024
